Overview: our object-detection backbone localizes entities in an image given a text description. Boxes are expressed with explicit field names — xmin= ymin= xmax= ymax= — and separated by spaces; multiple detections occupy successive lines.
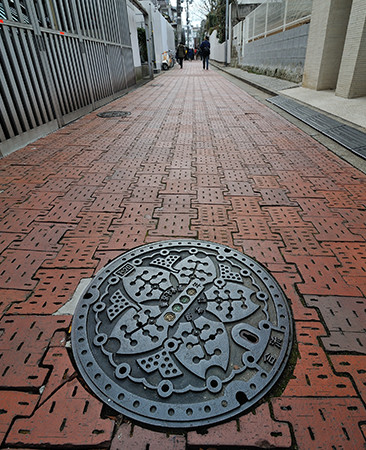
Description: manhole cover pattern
xmin=72 ymin=240 xmax=292 ymax=428
xmin=97 ymin=111 xmax=131 ymax=118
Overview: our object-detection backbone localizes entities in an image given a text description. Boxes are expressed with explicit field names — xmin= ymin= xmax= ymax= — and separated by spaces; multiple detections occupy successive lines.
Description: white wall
xmin=140 ymin=1 xmax=175 ymax=71
xmin=127 ymin=1 xmax=142 ymax=68
xmin=208 ymin=5 xmax=232 ymax=64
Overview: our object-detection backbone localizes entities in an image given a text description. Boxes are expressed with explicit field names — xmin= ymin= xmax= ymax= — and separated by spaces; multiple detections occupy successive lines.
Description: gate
xmin=0 ymin=0 xmax=136 ymax=156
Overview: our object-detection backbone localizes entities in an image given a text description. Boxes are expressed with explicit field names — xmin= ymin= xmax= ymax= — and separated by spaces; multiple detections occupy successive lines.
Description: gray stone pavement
xmin=212 ymin=62 xmax=366 ymax=131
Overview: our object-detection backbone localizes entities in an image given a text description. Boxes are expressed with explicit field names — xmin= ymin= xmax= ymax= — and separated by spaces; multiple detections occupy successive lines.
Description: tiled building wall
xmin=336 ymin=0 xmax=366 ymax=98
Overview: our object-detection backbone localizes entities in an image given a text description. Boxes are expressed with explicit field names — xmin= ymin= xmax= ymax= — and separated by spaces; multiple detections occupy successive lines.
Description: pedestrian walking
xmin=176 ymin=42 xmax=186 ymax=69
xmin=200 ymin=36 xmax=210 ymax=70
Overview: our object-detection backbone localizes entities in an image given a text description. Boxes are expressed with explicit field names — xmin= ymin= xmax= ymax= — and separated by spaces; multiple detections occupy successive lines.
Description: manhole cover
xmin=72 ymin=240 xmax=292 ymax=428
xmin=97 ymin=111 xmax=131 ymax=118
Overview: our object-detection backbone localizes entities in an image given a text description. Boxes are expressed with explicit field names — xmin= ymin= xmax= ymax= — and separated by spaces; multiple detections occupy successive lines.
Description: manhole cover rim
xmin=97 ymin=110 xmax=131 ymax=118
xmin=72 ymin=239 xmax=293 ymax=429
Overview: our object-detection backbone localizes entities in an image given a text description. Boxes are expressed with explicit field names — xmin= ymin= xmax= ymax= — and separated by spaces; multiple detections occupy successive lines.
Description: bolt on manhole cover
xmin=72 ymin=240 xmax=293 ymax=428
xmin=97 ymin=111 xmax=131 ymax=118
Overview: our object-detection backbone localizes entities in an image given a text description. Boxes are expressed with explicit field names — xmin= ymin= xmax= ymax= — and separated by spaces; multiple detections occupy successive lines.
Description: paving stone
xmin=64 ymin=212 xmax=120 ymax=238
xmin=223 ymin=181 xmax=258 ymax=196
xmin=193 ymin=187 xmax=230 ymax=205
xmin=41 ymin=238 xmax=100 ymax=269
xmin=39 ymin=346 xmax=76 ymax=404
xmin=0 ymin=209 xmax=48 ymax=233
xmin=284 ymin=255 xmax=361 ymax=296
xmin=0 ymin=288 xmax=30 ymax=314
xmin=307 ymin=216 xmax=364 ymax=242
xmin=317 ymin=190 xmax=359 ymax=208
xmin=191 ymin=205 xmax=232 ymax=226
xmin=221 ymin=170 xmax=249 ymax=182
xmin=10 ymin=223 xmax=71 ymax=252
xmin=195 ymin=164 xmax=220 ymax=175
xmin=273 ymin=226 xmax=334 ymax=257
xmin=233 ymin=239 xmax=291 ymax=273
xmin=125 ymin=186 xmax=163 ymax=203
xmin=264 ymin=206 xmax=306 ymax=228
xmin=138 ymin=163 xmax=168 ymax=174
xmin=304 ymin=295 xmax=366 ymax=354
xmin=0 ymin=249 xmax=56 ymax=289
xmin=231 ymin=216 xmax=280 ymax=240
xmin=333 ymin=208 xmax=366 ymax=227
xmin=229 ymin=196 xmax=266 ymax=217
xmin=8 ymin=268 xmax=93 ymax=314
xmin=296 ymin=198 xmax=339 ymax=217
xmin=36 ymin=200 xmax=86 ymax=224
xmin=36 ymin=177 xmax=75 ymax=192
xmin=0 ymin=181 xmax=39 ymax=200
xmin=273 ymin=397 xmax=366 ymax=450
xmin=272 ymin=272 xmax=319 ymax=321
xmin=100 ymin=224 xmax=150 ymax=250
xmin=5 ymin=378 xmax=114 ymax=448
xmin=69 ymin=150 xmax=105 ymax=166
xmin=245 ymin=164 xmax=274 ymax=176
xmin=0 ymin=391 xmax=39 ymax=445
xmin=256 ymin=189 xmax=298 ymax=206
xmin=0 ymin=232 xmax=25 ymax=253
xmin=155 ymin=195 xmax=195 ymax=214
xmin=344 ymin=183 xmax=366 ymax=207
xmin=307 ymin=176 xmax=342 ymax=191
xmin=160 ymin=180 xmax=196 ymax=195
xmin=249 ymin=175 xmax=281 ymax=189
xmin=331 ymin=354 xmax=366 ymax=402
xmin=83 ymin=193 xmax=125 ymax=212
xmin=282 ymin=322 xmax=356 ymax=397
xmin=149 ymin=213 xmax=197 ymax=238
xmin=14 ymin=191 xmax=60 ymax=210
xmin=321 ymin=242 xmax=366 ymax=277
xmin=187 ymin=403 xmax=291 ymax=448
xmin=111 ymin=423 xmax=186 ymax=450
xmin=0 ymin=315 xmax=71 ymax=389
xmin=51 ymin=166 xmax=84 ymax=179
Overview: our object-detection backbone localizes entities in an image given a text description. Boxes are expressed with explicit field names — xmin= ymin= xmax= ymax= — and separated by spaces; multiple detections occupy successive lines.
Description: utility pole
xmin=177 ymin=0 xmax=182 ymax=43
xmin=224 ymin=0 xmax=229 ymax=66
xmin=186 ymin=0 xmax=189 ymax=47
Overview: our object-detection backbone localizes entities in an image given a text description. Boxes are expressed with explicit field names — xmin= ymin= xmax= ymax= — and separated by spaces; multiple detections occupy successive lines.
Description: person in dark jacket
xmin=176 ymin=42 xmax=186 ymax=69
xmin=200 ymin=36 xmax=210 ymax=70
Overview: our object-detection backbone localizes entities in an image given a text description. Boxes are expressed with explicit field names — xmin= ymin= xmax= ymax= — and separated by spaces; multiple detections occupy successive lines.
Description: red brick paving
xmin=0 ymin=61 xmax=365 ymax=448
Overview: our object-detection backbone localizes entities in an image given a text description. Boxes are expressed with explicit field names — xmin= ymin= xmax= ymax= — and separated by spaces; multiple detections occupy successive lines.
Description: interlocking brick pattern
xmin=0 ymin=62 xmax=365 ymax=448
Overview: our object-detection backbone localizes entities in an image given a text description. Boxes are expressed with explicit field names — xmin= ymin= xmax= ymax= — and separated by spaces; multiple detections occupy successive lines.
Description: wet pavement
xmin=0 ymin=60 xmax=365 ymax=449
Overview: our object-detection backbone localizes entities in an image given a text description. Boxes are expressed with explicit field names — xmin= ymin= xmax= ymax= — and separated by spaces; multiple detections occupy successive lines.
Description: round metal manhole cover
xmin=97 ymin=111 xmax=131 ymax=118
xmin=72 ymin=240 xmax=293 ymax=428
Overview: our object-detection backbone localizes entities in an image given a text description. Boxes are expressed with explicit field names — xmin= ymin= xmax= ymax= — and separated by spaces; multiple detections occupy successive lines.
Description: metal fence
xmin=0 ymin=0 xmax=136 ymax=156
xmin=244 ymin=0 xmax=312 ymax=42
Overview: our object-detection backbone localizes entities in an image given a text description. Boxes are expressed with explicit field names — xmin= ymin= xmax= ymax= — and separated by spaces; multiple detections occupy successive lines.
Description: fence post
xmin=70 ymin=0 xmax=95 ymax=109
xmin=265 ymin=1 xmax=269 ymax=37
xmin=283 ymin=0 xmax=288 ymax=31
xmin=25 ymin=0 xmax=63 ymax=127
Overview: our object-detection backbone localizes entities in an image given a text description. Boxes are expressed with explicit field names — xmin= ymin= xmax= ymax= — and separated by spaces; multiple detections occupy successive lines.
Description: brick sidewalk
xmin=0 ymin=61 xmax=365 ymax=449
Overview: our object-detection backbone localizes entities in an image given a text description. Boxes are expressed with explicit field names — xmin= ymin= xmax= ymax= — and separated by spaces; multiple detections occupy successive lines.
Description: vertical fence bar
xmin=283 ymin=0 xmax=288 ymax=31
xmin=1 ymin=0 xmax=137 ymax=154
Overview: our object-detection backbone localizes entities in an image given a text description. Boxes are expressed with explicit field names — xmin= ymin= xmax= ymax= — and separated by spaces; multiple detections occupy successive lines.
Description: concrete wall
xmin=140 ymin=1 xmax=175 ymax=71
xmin=242 ymin=23 xmax=310 ymax=83
xmin=210 ymin=7 xmax=232 ymax=64
xmin=127 ymin=1 xmax=143 ymax=80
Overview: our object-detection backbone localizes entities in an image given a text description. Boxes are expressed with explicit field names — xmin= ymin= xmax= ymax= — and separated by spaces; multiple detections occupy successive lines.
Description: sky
xmin=170 ymin=0 xmax=205 ymax=27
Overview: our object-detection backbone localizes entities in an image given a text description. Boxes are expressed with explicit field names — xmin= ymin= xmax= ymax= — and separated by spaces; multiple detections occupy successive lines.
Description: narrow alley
xmin=0 ymin=61 xmax=365 ymax=449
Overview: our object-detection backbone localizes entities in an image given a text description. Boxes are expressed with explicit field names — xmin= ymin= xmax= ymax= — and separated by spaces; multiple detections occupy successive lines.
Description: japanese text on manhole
xmin=72 ymin=240 xmax=293 ymax=428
